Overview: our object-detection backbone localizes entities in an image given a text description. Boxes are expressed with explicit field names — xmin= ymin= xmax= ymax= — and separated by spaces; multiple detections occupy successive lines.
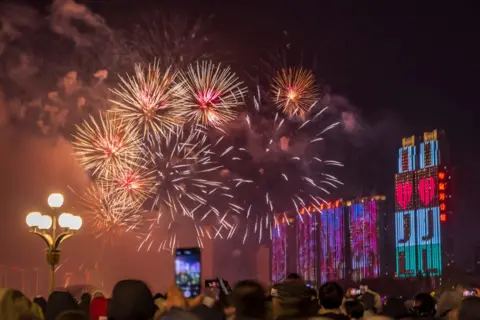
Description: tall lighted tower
xmin=395 ymin=135 xmax=417 ymax=277
xmin=395 ymin=130 xmax=451 ymax=278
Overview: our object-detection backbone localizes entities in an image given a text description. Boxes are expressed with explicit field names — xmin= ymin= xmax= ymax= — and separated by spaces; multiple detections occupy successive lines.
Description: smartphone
xmin=463 ymin=290 xmax=475 ymax=297
xmin=350 ymin=288 xmax=361 ymax=296
xmin=205 ymin=279 xmax=220 ymax=288
xmin=219 ymin=278 xmax=232 ymax=295
xmin=175 ymin=247 xmax=201 ymax=298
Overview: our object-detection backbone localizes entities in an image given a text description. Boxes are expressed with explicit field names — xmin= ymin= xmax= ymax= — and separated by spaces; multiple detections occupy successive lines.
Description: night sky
xmin=6 ymin=0 xmax=480 ymax=271
xmin=112 ymin=0 xmax=480 ymax=266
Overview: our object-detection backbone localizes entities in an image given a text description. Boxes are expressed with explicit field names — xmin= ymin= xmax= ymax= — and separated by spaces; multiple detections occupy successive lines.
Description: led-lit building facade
xmin=319 ymin=203 xmax=346 ymax=283
xmin=271 ymin=219 xmax=288 ymax=282
xmin=394 ymin=130 xmax=452 ymax=278
xmin=271 ymin=196 xmax=387 ymax=284
xmin=296 ymin=213 xmax=318 ymax=284
xmin=347 ymin=197 xmax=384 ymax=281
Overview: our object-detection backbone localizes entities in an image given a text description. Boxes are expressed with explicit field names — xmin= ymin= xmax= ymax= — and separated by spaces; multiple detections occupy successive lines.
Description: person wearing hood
xmin=46 ymin=291 xmax=80 ymax=320
xmin=108 ymin=279 xmax=157 ymax=320
xmin=0 ymin=288 xmax=44 ymax=320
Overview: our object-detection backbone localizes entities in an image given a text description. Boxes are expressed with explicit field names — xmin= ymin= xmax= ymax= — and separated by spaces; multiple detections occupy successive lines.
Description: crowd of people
xmin=0 ymin=272 xmax=479 ymax=320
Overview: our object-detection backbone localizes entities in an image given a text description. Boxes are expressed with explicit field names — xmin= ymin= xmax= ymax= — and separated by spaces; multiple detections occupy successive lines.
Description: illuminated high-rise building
xmin=395 ymin=130 xmax=452 ymax=278
xmin=271 ymin=218 xmax=288 ymax=282
xmin=319 ymin=202 xmax=346 ymax=283
xmin=347 ymin=196 xmax=386 ymax=281
xmin=296 ymin=212 xmax=318 ymax=285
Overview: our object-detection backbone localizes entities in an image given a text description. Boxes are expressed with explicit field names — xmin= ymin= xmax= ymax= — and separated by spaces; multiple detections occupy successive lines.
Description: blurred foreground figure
xmin=56 ymin=309 xmax=89 ymax=320
xmin=229 ymin=280 xmax=267 ymax=320
xmin=0 ymin=288 xmax=44 ymax=320
xmin=108 ymin=279 xmax=156 ymax=320
xmin=317 ymin=282 xmax=350 ymax=320
xmin=46 ymin=291 xmax=79 ymax=320
xmin=271 ymin=280 xmax=318 ymax=319
xmin=458 ymin=297 xmax=480 ymax=320
xmin=410 ymin=293 xmax=436 ymax=319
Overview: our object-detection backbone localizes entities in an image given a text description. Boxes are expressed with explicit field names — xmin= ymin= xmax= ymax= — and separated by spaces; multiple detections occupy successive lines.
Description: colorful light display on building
xmin=348 ymin=199 xmax=381 ymax=281
xmin=395 ymin=129 xmax=448 ymax=277
xmin=320 ymin=204 xmax=345 ymax=283
xmin=395 ymin=135 xmax=418 ymax=277
xmin=296 ymin=212 xmax=318 ymax=284
xmin=271 ymin=220 xmax=287 ymax=282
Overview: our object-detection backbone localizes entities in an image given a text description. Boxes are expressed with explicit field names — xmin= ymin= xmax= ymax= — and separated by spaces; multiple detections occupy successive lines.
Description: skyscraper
xmin=395 ymin=130 xmax=451 ymax=277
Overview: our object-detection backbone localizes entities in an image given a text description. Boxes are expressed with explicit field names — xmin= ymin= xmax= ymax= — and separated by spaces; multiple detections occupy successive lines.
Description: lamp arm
xmin=30 ymin=231 xmax=54 ymax=247
xmin=53 ymin=231 xmax=74 ymax=249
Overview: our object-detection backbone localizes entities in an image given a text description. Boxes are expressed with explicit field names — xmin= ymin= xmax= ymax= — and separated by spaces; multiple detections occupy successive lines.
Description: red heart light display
xmin=418 ymin=177 xmax=435 ymax=206
xmin=396 ymin=182 xmax=412 ymax=210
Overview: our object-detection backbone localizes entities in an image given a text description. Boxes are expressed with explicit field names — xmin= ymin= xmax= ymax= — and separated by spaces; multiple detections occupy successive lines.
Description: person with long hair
xmin=0 ymin=288 xmax=44 ymax=320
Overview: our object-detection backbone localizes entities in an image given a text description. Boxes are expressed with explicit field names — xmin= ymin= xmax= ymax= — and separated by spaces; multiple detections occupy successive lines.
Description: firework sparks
xmin=133 ymin=126 xmax=240 ymax=252
xmin=228 ymin=89 xmax=342 ymax=244
xmin=148 ymin=127 xmax=225 ymax=219
xmin=77 ymin=183 xmax=144 ymax=241
xmin=111 ymin=61 xmax=185 ymax=142
xmin=178 ymin=61 xmax=247 ymax=128
xmin=272 ymin=67 xmax=319 ymax=119
xmin=72 ymin=112 xmax=142 ymax=178
xmin=104 ymin=164 xmax=156 ymax=205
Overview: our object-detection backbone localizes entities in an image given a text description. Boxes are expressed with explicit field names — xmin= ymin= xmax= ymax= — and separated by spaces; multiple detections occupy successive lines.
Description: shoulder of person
xmin=309 ymin=314 xmax=350 ymax=320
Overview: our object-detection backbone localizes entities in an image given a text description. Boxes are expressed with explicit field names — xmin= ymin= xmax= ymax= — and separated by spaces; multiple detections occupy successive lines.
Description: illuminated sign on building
xmin=438 ymin=169 xmax=448 ymax=222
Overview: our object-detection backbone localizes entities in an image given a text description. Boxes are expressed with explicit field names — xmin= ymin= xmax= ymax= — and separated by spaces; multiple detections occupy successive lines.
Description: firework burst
xmin=72 ymin=112 xmax=142 ymax=178
xmin=77 ymin=183 xmax=144 ymax=242
xmin=178 ymin=61 xmax=247 ymax=128
xmin=271 ymin=67 xmax=319 ymax=119
xmin=104 ymin=164 xmax=156 ymax=206
xmin=110 ymin=61 xmax=185 ymax=142
xmin=135 ymin=126 xmax=240 ymax=252
xmin=226 ymin=89 xmax=343 ymax=244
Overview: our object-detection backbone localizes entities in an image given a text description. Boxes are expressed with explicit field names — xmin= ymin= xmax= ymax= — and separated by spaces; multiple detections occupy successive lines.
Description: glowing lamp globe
xmin=48 ymin=193 xmax=64 ymax=208
xmin=70 ymin=216 xmax=83 ymax=231
xmin=26 ymin=212 xmax=42 ymax=227
xmin=38 ymin=215 xmax=53 ymax=230
xmin=58 ymin=213 xmax=73 ymax=228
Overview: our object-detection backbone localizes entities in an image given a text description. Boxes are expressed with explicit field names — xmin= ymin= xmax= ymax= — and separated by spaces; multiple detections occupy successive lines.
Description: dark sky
xmin=151 ymin=0 xmax=480 ymax=264
xmin=14 ymin=0 xmax=480 ymax=267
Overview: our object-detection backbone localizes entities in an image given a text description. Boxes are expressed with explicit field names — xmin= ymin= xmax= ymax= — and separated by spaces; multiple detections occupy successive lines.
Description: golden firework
xmin=271 ymin=67 xmax=319 ymax=119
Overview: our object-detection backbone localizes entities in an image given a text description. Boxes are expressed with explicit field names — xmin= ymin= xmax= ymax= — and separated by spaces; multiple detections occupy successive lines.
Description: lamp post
xmin=26 ymin=193 xmax=82 ymax=293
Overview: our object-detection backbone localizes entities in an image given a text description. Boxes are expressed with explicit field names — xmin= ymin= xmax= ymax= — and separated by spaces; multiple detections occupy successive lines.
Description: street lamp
xmin=25 ymin=193 xmax=82 ymax=293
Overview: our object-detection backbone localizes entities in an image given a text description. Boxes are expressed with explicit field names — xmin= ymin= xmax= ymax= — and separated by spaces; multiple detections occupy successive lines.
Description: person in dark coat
xmin=78 ymin=292 xmax=91 ymax=316
xmin=32 ymin=296 xmax=47 ymax=316
xmin=107 ymin=279 xmax=157 ymax=320
xmin=45 ymin=291 xmax=79 ymax=320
